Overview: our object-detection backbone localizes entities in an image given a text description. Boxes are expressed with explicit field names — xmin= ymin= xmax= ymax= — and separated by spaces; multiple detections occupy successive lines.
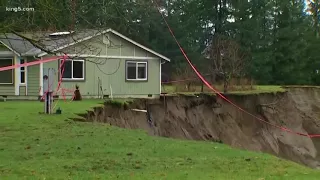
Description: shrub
xmin=73 ymin=85 xmax=82 ymax=101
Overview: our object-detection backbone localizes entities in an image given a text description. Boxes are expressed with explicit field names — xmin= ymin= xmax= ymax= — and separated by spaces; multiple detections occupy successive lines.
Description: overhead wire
xmin=95 ymin=59 xmax=121 ymax=76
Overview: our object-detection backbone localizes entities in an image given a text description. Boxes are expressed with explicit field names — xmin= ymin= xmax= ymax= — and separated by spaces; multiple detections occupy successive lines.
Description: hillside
xmin=0 ymin=89 xmax=320 ymax=179
xmin=82 ymin=87 xmax=320 ymax=169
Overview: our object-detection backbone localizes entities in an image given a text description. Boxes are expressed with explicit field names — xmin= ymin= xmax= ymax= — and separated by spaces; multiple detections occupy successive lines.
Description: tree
xmin=206 ymin=35 xmax=247 ymax=93
xmin=268 ymin=0 xmax=310 ymax=84
xmin=1 ymin=0 xmax=319 ymax=86
xmin=172 ymin=65 xmax=199 ymax=92
xmin=306 ymin=0 xmax=320 ymax=37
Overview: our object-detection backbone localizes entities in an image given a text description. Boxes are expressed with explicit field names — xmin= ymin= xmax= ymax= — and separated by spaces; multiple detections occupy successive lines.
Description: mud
xmin=77 ymin=88 xmax=320 ymax=169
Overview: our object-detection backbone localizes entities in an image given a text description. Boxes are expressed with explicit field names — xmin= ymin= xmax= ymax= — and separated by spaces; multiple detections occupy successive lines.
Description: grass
xmin=104 ymin=99 xmax=133 ymax=108
xmin=0 ymin=100 xmax=319 ymax=179
xmin=162 ymin=85 xmax=286 ymax=95
xmin=282 ymin=85 xmax=320 ymax=89
xmin=230 ymin=85 xmax=286 ymax=95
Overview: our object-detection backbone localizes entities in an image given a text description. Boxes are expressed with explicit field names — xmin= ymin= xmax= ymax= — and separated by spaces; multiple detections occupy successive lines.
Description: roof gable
xmin=107 ymin=29 xmax=170 ymax=62
xmin=37 ymin=29 xmax=170 ymax=62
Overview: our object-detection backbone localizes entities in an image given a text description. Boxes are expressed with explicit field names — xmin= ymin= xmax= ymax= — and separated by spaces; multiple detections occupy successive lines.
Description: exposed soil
xmin=76 ymin=87 xmax=320 ymax=169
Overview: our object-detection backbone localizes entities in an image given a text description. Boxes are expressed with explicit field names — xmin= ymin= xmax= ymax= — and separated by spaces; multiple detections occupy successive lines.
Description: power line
xmin=95 ymin=59 xmax=121 ymax=75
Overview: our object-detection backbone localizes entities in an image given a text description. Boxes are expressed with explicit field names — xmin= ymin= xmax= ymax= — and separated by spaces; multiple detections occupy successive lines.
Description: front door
xmin=19 ymin=86 xmax=26 ymax=96
xmin=19 ymin=58 xmax=27 ymax=96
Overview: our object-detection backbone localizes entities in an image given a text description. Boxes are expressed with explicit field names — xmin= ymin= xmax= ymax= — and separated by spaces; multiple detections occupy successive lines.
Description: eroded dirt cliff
xmin=78 ymin=87 xmax=320 ymax=168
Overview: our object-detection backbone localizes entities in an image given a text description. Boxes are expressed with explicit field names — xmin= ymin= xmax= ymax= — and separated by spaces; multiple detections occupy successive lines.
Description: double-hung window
xmin=126 ymin=61 xmax=147 ymax=81
xmin=60 ymin=59 xmax=85 ymax=81
xmin=0 ymin=58 xmax=13 ymax=84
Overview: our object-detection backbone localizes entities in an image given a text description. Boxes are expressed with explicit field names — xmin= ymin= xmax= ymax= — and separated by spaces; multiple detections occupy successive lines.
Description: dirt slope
xmin=80 ymin=88 xmax=320 ymax=168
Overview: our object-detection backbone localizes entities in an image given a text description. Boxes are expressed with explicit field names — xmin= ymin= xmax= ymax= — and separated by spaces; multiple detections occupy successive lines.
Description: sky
xmin=304 ymin=0 xmax=312 ymax=14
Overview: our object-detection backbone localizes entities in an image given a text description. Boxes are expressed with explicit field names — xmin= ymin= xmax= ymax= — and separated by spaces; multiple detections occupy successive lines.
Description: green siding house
xmin=0 ymin=29 xmax=170 ymax=99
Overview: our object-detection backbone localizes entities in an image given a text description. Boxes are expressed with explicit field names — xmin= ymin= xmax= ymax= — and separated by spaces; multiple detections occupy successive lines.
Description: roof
xmin=0 ymin=29 xmax=170 ymax=62
xmin=0 ymin=33 xmax=37 ymax=56
xmin=24 ymin=29 xmax=101 ymax=52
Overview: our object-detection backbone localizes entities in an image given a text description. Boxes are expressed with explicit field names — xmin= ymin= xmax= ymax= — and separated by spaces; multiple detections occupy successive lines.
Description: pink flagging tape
xmin=0 ymin=56 xmax=64 ymax=72
xmin=153 ymin=0 xmax=320 ymax=138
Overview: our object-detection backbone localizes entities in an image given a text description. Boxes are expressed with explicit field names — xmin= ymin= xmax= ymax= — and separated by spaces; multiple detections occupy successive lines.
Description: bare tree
xmin=206 ymin=35 xmax=247 ymax=93
xmin=172 ymin=66 xmax=199 ymax=92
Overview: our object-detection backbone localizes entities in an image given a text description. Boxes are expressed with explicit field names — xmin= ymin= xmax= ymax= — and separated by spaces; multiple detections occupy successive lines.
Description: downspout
xmin=160 ymin=60 xmax=166 ymax=95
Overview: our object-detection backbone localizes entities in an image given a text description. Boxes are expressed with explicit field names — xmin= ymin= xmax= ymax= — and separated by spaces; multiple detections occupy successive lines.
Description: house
xmin=0 ymin=28 xmax=170 ymax=99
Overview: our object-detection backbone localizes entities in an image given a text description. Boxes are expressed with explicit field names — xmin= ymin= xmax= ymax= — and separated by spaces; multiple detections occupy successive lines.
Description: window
xmin=20 ymin=59 xmax=26 ymax=84
xmin=0 ymin=58 xmax=13 ymax=84
xmin=126 ymin=61 xmax=147 ymax=81
xmin=60 ymin=59 xmax=84 ymax=80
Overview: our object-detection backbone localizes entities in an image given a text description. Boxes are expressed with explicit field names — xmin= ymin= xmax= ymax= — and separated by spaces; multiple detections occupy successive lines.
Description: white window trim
xmin=20 ymin=58 xmax=26 ymax=85
xmin=60 ymin=59 xmax=85 ymax=80
xmin=126 ymin=61 xmax=148 ymax=81
xmin=0 ymin=57 xmax=14 ymax=85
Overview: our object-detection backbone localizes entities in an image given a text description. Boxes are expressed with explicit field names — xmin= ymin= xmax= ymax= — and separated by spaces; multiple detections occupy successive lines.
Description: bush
xmin=73 ymin=85 xmax=82 ymax=101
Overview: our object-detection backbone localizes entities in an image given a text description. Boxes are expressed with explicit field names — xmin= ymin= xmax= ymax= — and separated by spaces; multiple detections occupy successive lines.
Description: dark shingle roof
xmin=0 ymin=33 xmax=37 ymax=55
xmin=24 ymin=29 xmax=101 ymax=52
xmin=0 ymin=29 xmax=102 ymax=56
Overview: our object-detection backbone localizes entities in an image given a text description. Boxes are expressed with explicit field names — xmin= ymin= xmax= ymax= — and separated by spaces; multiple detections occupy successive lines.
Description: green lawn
xmin=162 ymin=85 xmax=286 ymax=95
xmin=0 ymin=100 xmax=319 ymax=179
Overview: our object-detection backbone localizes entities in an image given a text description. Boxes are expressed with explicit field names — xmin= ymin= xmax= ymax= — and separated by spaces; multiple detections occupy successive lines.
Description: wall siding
xmin=0 ymin=85 xmax=15 ymax=95
xmin=44 ymin=59 xmax=160 ymax=97
xmin=43 ymin=33 xmax=161 ymax=97
xmin=26 ymin=58 xmax=40 ymax=96
xmin=106 ymin=33 xmax=121 ymax=56
xmin=0 ymin=45 xmax=10 ymax=51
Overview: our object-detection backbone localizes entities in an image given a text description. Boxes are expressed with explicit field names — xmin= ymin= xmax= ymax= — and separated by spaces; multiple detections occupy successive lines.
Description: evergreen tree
xmin=0 ymin=0 xmax=319 ymax=85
